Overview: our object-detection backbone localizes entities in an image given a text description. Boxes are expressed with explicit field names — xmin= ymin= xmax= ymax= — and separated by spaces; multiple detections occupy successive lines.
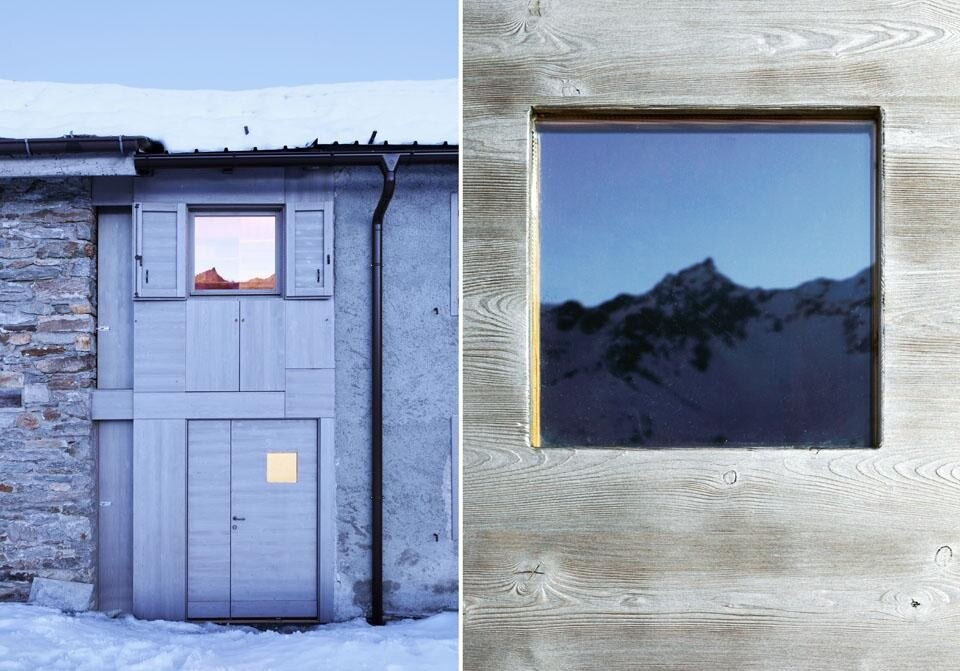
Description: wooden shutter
xmin=285 ymin=201 xmax=333 ymax=298
xmin=134 ymin=202 xmax=186 ymax=298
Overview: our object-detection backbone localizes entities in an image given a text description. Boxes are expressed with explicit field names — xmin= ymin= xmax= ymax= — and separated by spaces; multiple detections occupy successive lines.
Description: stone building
xmin=0 ymin=81 xmax=458 ymax=623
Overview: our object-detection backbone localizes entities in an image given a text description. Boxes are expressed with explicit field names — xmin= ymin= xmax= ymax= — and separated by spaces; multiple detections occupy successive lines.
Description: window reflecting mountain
xmin=194 ymin=266 xmax=276 ymax=291
xmin=540 ymin=259 xmax=873 ymax=446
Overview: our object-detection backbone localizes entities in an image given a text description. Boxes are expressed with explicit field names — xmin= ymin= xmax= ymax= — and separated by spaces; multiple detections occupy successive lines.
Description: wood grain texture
xmin=319 ymin=417 xmax=335 ymax=622
xmin=186 ymin=299 xmax=240 ymax=391
xmin=132 ymin=419 xmax=186 ymax=621
xmin=240 ymin=298 xmax=285 ymax=391
xmin=97 ymin=420 xmax=133 ymax=612
xmin=230 ymin=419 xmax=318 ymax=617
xmin=97 ymin=208 xmax=134 ymax=388
xmin=463 ymin=0 xmax=960 ymax=668
xmin=133 ymin=301 xmax=186 ymax=391
xmin=284 ymin=300 xmax=335 ymax=369
xmin=284 ymin=369 xmax=335 ymax=418
xmin=187 ymin=420 xmax=231 ymax=618
xmin=91 ymin=390 xmax=133 ymax=420
xmin=133 ymin=168 xmax=284 ymax=204
xmin=133 ymin=392 xmax=285 ymax=419
xmin=134 ymin=203 xmax=186 ymax=299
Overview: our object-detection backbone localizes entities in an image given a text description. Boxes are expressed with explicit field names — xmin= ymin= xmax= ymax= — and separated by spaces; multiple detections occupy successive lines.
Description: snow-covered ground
xmin=0 ymin=603 xmax=457 ymax=671
xmin=0 ymin=78 xmax=458 ymax=152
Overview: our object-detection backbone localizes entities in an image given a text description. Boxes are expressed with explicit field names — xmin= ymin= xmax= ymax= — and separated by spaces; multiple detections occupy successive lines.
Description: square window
xmin=534 ymin=117 xmax=878 ymax=448
xmin=192 ymin=213 xmax=279 ymax=293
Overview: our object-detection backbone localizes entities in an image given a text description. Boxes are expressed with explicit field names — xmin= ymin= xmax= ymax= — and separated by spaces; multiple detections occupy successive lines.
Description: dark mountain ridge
xmin=540 ymin=259 xmax=873 ymax=447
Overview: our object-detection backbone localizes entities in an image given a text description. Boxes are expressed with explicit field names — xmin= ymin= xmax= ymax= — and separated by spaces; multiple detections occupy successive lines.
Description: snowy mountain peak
xmin=651 ymin=257 xmax=734 ymax=298
xmin=674 ymin=256 xmax=718 ymax=280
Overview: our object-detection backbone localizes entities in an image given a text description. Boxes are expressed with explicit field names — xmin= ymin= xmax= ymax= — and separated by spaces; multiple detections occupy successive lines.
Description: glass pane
xmin=194 ymin=215 xmax=277 ymax=291
xmin=537 ymin=120 xmax=876 ymax=447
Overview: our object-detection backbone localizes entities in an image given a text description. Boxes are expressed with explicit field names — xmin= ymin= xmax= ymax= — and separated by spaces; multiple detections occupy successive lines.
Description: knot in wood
xmin=935 ymin=545 xmax=953 ymax=567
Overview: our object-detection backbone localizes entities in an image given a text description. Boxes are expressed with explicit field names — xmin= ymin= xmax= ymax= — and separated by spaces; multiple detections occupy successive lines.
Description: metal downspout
xmin=368 ymin=153 xmax=399 ymax=626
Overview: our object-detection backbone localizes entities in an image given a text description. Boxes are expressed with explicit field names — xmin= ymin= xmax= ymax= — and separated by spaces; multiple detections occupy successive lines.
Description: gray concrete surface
xmin=334 ymin=164 xmax=458 ymax=619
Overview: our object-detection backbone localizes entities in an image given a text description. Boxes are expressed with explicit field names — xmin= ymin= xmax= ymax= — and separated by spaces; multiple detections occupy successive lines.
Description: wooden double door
xmin=187 ymin=419 xmax=318 ymax=619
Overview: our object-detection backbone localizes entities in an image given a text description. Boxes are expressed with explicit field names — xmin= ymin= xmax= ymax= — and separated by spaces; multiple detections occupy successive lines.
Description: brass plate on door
xmin=266 ymin=452 xmax=297 ymax=483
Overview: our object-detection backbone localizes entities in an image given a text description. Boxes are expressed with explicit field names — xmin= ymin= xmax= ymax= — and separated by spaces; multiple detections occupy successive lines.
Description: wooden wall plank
xmin=230 ymin=419 xmax=318 ymax=618
xmin=240 ymin=298 xmax=285 ymax=391
xmin=285 ymin=300 xmax=334 ymax=369
xmin=186 ymin=299 xmax=239 ymax=391
xmin=133 ymin=392 xmax=284 ymax=419
xmin=91 ymin=390 xmax=133 ymax=420
xmin=133 ymin=168 xmax=285 ymax=204
xmin=463 ymin=0 xmax=960 ymax=668
xmin=136 ymin=203 xmax=179 ymax=296
xmin=286 ymin=207 xmax=331 ymax=297
xmin=284 ymin=369 xmax=335 ymax=418
xmin=97 ymin=420 xmax=133 ymax=612
xmin=451 ymin=415 xmax=459 ymax=543
xmin=133 ymin=302 xmax=186 ymax=391
xmin=97 ymin=208 xmax=134 ymax=389
xmin=92 ymin=176 xmax=133 ymax=206
xmin=187 ymin=420 xmax=231 ymax=619
xmin=451 ymin=192 xmax=459 ymax=317
xmin=319 ymin=417 xmax=335 ymax=622
xmin=132 ymin=419 xmax=186 ymax=621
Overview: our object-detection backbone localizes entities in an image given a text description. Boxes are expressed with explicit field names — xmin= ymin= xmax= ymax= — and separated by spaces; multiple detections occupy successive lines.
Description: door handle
xmin=232 ymin=516 xmax=246 ymax=521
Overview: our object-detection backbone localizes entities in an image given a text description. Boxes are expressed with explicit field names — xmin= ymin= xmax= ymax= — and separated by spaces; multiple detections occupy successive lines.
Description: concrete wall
xmin=0 ymin=178 xmax=97 ymax=601
xmin=334 ymin=164 xmax=458 ymax=619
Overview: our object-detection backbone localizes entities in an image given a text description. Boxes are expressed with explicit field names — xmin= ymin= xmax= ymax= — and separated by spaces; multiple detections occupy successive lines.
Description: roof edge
xmin=0 ymin=135 xmax=163 ymax=158
xmin=134 ymin=143 xmax=458 ymax=171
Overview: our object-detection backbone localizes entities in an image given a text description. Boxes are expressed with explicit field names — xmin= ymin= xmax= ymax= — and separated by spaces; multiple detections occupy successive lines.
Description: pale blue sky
xmin=539 ymin=122 xmax=875 ymax=306
xmin=0 ymin=1 xmax=456 ymax=89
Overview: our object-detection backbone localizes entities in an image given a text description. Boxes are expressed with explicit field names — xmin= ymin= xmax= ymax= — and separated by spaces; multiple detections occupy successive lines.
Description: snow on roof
xmin=0 ymin=78 xmax=457 ymax=153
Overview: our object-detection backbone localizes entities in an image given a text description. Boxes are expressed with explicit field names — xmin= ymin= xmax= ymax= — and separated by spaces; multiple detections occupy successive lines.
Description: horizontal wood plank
xmin=284 ymin=369 xmax=335 ymax=418
xmin=91 ymin=389 xmax=133 ymax=419
xmin=133 ymin=392 xmax=284 ymax=419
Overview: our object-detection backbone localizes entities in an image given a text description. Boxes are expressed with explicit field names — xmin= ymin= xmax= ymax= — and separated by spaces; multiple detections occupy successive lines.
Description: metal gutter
xmin=0 ymin=135 xmax=161 ymax=157
xmin=133 ymin=143 xmax=457 ymax=171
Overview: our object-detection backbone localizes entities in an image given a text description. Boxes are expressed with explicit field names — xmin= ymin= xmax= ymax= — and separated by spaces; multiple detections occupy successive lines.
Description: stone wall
xmin=0 ymin=178 xmax=97 ymax=601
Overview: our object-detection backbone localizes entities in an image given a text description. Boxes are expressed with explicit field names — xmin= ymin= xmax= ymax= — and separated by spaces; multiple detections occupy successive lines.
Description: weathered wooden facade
xmin=463 ymin=1 xmax=960 ymax=668
xmin=94 ymin=168 xmax=337 ymax=621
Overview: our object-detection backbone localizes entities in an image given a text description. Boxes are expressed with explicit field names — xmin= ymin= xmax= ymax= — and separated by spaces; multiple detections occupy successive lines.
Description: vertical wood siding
xmin=132 ymin=419 xmax=186 ymax=621
xmin=285 ymin=300 xmax=334 ymax=369
xmin=240 ymin=298 xmax=285 ymax=391
xmin=186 ymin=299 xmax=240 ymax=391
xmin=96 ymin=209 xmax=133 ymax=389
xmin=97 ymin=421 xmax=133 ymax=612
xmin=133 ymin=302 xmax=186 ymax=391
xmin=186 ymin=420 xmax=231 ymax=618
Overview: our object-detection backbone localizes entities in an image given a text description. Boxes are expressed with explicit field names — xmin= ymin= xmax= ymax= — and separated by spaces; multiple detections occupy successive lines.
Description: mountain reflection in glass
xmin=537 ymin=120 xmax=876 ymax=447
xmin=194 ymin=215 xmax=277 ymax=291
